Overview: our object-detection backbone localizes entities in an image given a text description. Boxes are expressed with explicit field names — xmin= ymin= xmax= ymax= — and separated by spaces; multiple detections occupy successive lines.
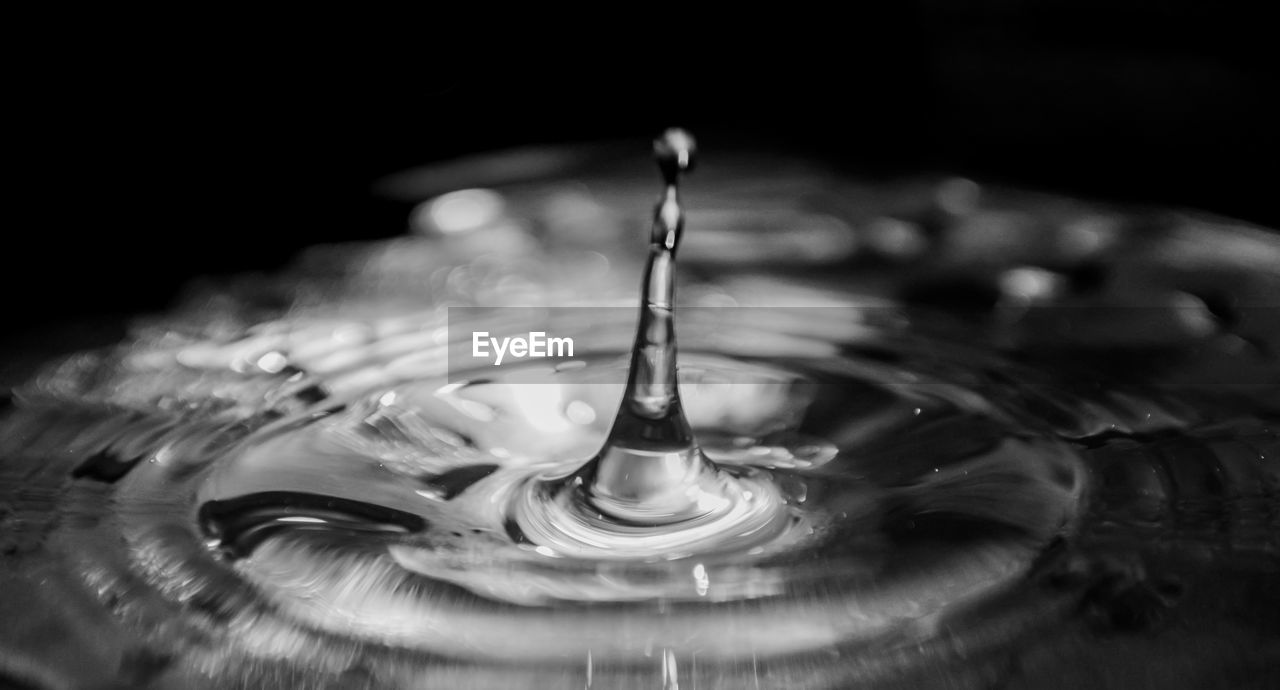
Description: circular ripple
xmin=3 ymin=157 xmax=1279 ymax=688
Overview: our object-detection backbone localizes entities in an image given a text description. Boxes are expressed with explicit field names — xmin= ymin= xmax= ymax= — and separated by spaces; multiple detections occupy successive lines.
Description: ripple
xmin=2 ymin=162 xmax=1279 ymax=688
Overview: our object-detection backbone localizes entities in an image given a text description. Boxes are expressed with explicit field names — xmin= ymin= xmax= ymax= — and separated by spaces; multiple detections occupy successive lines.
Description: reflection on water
xmin=2 ymin=146 xmax=1279 ymax=688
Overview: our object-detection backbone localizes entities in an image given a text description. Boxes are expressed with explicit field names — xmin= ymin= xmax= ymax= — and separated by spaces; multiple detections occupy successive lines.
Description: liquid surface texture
xmin=2 ymin=142 xmax=1279 ymax=688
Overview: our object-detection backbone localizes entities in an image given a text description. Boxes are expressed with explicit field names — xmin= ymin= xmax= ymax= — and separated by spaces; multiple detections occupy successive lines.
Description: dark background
xmin=7 ymin=3 xmax=1276 ymax=342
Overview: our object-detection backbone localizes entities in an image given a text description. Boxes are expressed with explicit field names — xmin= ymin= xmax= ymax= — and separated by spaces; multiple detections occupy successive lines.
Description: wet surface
xmin=2 ymin=144 xmax=1279 ymax=688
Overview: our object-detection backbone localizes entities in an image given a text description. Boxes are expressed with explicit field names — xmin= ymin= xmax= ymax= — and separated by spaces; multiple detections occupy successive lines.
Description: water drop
xmin=6 ymin=131 xmax=1278 ymax=689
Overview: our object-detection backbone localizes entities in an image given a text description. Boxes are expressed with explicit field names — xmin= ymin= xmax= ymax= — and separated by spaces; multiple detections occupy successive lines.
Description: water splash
xmin=507 ymin=129 xmax=799 ymax=558
xmin=587 ymin=127 xmax=707 ymax=523
xmin=1 ymin=140 xmax=1278 ymax=689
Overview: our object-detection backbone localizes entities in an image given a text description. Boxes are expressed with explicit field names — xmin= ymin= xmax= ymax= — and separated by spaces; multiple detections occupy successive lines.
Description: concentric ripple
xmin=47 ymin=304 xmax=1091 ymax=667
xmin=2 ymin=152 xmax=1279 ymax=689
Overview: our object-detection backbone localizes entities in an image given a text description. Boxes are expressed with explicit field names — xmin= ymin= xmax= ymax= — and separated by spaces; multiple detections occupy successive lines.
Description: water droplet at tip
xmin=654 ymin=128 xmax=697 ymax=183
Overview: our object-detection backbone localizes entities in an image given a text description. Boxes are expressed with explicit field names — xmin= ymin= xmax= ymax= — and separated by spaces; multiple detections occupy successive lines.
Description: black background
xmin=7 ymin=3 xmax=1276 ymax=338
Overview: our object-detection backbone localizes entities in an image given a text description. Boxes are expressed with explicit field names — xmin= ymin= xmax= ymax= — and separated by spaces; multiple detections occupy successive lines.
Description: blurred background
xmin=5 ymin=2 xmax=1275 ymax=364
